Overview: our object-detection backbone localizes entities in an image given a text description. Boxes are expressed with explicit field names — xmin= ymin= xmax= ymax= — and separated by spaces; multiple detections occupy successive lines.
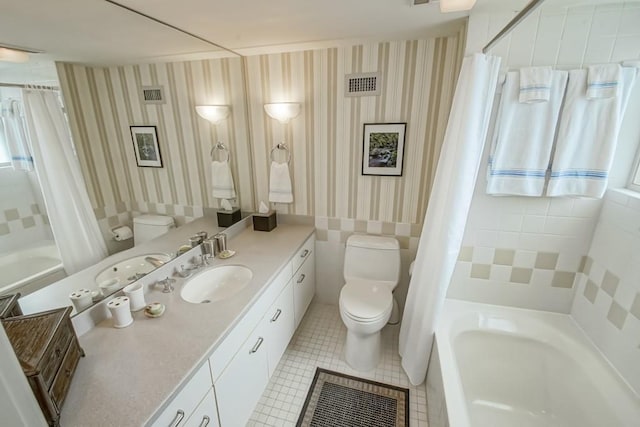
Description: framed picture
xmin=130 ymin=126 xmax=163 ymax=168
xmin=362 ymin=123 xmax=406 ymax=176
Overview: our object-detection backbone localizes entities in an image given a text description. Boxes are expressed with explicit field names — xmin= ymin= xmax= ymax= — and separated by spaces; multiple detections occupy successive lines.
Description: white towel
xmin=211 ymin=160 xmax=236 ymax=199
xmin=268 ymin=161 xmax=293 ymax=203
xmin=586 ymin=64 xmax=621 ymax=99
xmin=519 ymin=66 xmax=553 ymax=103
xmin=486 ymin=70 xmax=568 ymax=196
xmin=1 ymin=99 xmax=33 ymax=171
xmin=547 ymin=67 xmax=637 ymax=198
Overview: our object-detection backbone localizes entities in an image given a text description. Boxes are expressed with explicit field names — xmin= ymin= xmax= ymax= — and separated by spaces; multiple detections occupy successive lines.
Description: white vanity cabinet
xmin=262 ymin=280 xmax=295 ymax=377
xmin=184 ymin=389 xmax=219 ymax=427
xmin=150 ymin=362 xmax=216 ymax=427
xmin=293 ymin=236 xmax=315 ymax=327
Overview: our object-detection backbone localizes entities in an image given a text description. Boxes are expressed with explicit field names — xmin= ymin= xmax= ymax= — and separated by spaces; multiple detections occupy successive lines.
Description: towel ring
xmin=270 ymin=143 xmax=291 ymax=164
xmin=211 ymin=141 xmax=230 ymax=162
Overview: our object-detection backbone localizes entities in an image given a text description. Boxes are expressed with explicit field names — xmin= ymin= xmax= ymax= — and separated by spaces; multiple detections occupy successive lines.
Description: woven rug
xmin=296 ymin=368 xmax=409 ymax=427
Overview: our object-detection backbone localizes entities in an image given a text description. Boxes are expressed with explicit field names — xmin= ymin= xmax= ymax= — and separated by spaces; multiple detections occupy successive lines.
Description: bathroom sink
xmin=181 ymin=265 xmax=253 ymax=304
xmin=95 ymin=253 xmax=172 ymax=290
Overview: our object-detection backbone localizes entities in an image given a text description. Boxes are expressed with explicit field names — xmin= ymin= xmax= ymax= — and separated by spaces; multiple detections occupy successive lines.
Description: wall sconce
xmin=264 ymin=103 xmax=301 ymax=124
xmin=0 ymin=46 xmax=30 ymax=63
xmin=439 ymin=0 xmax=477 ymax=13
xmin=195 ymin=105 xmax=230 ymax=125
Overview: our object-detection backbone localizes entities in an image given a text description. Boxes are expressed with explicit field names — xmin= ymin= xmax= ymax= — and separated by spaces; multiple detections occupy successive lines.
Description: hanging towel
xmin=1 ymin=99 xmax=33 ymax=171
xmin=547 ymin=67 xmax=637 ymax=198
xmin=211 ymin=160 xmax=236 ymax=199
xmin=586 ymin=64 xmax=621 ymax=99
xmin=519 ymin=66 xmax=553 ymax=103
xmin=487 ymin=70 xmax=568 ymax=196
xmin=268 ymin=161 xmax=293 ymax=203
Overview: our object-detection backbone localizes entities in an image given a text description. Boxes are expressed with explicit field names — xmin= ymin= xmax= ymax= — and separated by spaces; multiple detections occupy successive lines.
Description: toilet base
xmin=345 ymin=329 xmax=381 ymax=371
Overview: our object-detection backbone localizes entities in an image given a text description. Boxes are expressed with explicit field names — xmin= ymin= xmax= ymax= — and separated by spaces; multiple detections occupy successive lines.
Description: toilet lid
xmin=340 ymin=281 xmax=392 ymax=320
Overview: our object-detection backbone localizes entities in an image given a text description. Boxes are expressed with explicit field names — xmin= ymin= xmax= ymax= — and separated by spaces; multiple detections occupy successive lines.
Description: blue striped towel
xmin=586 ymin=64 xmax=621 ymax=99
xmin=519 ymin=66 xmax=553 ymax=103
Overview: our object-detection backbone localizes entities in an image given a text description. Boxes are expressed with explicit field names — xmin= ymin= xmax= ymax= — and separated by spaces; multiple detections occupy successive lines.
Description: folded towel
xmin=586 ymin=64 xmax=621 ymax=99
xmin=486 ymin=70 xmax=568 ymax=196
xmin=519 ymin=66 xmax=553 ymax=103
xmin=211 ymin=160 xmax=236 ymax=199
xmin=268 ymin=161 xmax=293 ymax=203
xmin=1 ymin=99 xmax=33 ymax=171
xmin=547 ymin=67 xmax=637 ymax=198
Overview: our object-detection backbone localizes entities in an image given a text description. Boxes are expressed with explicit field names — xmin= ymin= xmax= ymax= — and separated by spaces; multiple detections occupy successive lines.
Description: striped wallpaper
xmin=57 ymin=25 xmax=464 ymax=233
xmin=246 ymin=30 xmax=465 ymax=223
xmin=56 ymin=58 xmax=254 ymax=213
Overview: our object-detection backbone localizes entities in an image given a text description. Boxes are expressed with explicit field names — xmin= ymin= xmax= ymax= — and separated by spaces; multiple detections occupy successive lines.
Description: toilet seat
xmin=340 ymin=281 xmax=393 ymax=322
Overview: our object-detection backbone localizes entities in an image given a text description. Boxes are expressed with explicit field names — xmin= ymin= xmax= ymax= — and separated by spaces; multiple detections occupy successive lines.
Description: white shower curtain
xmin=22 ymin=89 xmax=107 ymax=274
xmin=398 ymin=53 xmax=501 ymax=385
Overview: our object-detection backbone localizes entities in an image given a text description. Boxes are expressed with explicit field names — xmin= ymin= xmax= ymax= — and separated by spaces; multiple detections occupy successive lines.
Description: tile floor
xmin=247 ymin=302 xmax=429 ymax=426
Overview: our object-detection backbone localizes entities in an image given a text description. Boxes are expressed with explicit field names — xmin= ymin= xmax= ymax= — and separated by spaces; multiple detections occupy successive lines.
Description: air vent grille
xmin=345 ymin=72 xmax=381 ymax=97
xmin=140 ymin=86 xmax=165 ymax=104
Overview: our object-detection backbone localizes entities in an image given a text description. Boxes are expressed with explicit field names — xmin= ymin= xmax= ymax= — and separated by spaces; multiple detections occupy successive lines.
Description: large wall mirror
xmin=0 ymin=1 xmax=255 ymax=316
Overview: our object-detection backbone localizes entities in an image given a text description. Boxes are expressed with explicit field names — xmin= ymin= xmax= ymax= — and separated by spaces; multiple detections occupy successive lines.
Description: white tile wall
xmin=571 ymin=189 xmax=640 ymax=394
xmin=450 ymin=2 xmax=640 ymax=312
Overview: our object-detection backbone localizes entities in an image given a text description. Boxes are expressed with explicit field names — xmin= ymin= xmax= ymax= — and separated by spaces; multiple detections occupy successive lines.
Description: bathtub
xmin=427 ymin=299 xmax=640 ymax=427
xmin=0 ymin=241 xmax=66 ymax=296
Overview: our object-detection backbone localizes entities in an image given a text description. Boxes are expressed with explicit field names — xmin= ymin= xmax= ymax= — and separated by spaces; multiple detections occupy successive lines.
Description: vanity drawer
xmin=49 ymin=338 xmax=82 ymax=410
xmin=41 ymin=319 xmax=74 ymax=388
xmin=292 ymin=235 xmax=314 ymax=273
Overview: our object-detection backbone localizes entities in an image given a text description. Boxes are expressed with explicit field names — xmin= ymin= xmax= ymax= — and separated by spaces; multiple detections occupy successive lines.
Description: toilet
xmin=132 ymin=214 xmax=175 ymax=245
xmin=339 ymin=234 xmax=400 ymax=371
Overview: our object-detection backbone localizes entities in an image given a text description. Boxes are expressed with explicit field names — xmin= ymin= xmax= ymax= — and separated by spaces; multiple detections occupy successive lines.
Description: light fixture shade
xmin=0 ymin=47 xmax=29 ymax=63
xmin=264 ymin=103 xmax=301 ymax=124
xmin=195 ymin=105 xmax=230 ymax=124
xmin=440 ymin=0 xmax=476 ymax=13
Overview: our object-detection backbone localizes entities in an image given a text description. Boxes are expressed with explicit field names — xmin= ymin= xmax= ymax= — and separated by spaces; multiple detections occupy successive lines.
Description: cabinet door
xmin=263 ymin=280 xmax=295 ymax=377
xmin=150 ymin=363 xmax=212 ymax=427
xmin=214 ymin=322 xmax=269 ymax=427
xmin=184 ymin=389 xmax=219 ymax=427
xmin=293 ymin=250 xmax=315 ymax=328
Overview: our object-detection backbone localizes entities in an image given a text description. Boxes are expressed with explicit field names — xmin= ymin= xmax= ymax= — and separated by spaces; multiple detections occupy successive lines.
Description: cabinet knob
xmin=270 ymin=309 xmax=282 ymax=322
xmin=198 ymin=415 xmax=211 ymax=427
xmin=297 ymin=274 xmax=306 ymax=284
xmin=168 ymin=409 xmax=185 ymax=427
xmin=300 ymin=249 xmax=309 ymax=258
xmin=249 ymin=337 xmax=264 ymax=354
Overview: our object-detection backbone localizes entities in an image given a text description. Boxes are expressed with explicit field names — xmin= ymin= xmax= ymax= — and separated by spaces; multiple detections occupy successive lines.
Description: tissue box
xmin=217 ymin=208 xmax=242 ymax=227
xmin=253 ymin=211 xmax=277 ymax=232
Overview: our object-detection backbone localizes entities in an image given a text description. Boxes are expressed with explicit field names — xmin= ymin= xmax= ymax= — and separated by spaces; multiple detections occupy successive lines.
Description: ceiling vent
xmin=140 ymin=86 xmax=165 ymax=104
xmin=344 ymin=72 xmax=381 ymax=97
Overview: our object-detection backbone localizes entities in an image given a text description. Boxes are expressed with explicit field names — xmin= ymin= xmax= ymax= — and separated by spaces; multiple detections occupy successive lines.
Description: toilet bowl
xmin=339 ymin=235 xmax=400 ymax=371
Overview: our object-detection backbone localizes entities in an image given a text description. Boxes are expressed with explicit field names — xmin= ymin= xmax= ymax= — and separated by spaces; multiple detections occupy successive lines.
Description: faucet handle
xmin=156 ymin=276 xmax=175 ymax=293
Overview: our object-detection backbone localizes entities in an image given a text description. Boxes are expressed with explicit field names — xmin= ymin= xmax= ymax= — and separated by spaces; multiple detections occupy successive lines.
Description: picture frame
xmin=362 ymin=123 xmax=406 ymax=176
xmin=130 ymin=126 xmax=163 ymax=168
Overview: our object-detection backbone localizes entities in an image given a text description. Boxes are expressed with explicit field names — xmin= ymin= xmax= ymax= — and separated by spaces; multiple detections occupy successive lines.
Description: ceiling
xmin=3 ymin=0 xmax=623 ymax=83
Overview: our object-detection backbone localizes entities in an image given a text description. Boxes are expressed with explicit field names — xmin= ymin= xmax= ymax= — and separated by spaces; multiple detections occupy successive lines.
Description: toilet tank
xmin=133 ymin=215 xmax=175 ymax=245
xmin=344 ymin=235 xmax=400 ymax=284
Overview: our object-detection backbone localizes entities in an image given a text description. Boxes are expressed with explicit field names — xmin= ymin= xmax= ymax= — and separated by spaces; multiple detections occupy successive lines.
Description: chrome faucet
xmin=156 ymin=277 xmax=175 ymax=293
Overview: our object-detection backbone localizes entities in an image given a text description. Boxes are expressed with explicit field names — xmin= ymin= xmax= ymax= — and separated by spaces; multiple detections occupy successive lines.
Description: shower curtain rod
xmin=0 ymin=82 xmax=59 ymax=90
xmin=482 ymin=0 xmax=546 ymax=54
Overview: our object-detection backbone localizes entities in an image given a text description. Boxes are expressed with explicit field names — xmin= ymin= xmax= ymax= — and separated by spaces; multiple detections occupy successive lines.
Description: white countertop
xmin=59 ymin=220 xmax=314 ymax=426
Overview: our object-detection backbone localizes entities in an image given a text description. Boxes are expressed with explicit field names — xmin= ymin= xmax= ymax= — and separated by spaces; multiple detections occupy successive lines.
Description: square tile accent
xmin=607 ymin=301 xmax=627 ymax=330
xmin=601 ymin=271 xmax=619 ymax=297
xmin=248 ymin=303 xmax=428 ymax=427
xmin=578 ymin=255 xmax=588 ymax=273
xmin=94 ymin=207 xmax=106 ymax=220
xmin=354 ymin=220 xmax=367 ymax=233
xmin=4 ymin=208 xmax=19 ymax=221
xmin=30 ymin=203 xmax=40 ymax=215
xmin=410 ymin=223 xmax=422 ymax=237
xmin=583 ymin=256 xmax=593 ymax=275
xmin=382 ymin=222 xmax=396 ymax=235
xmin=397 ymin=236 xmax=410 ymax=250
xmin=630 ymin=294 xmax=640 ymax=320
xmin=0 ymin=223 xmax=9 ymax=236
xmin=535 ymin=252 xmax=559 ymax=270
xmin=183 ymin=205 xmax=193 ymax=217
xmin=584 ymin=279 xmax=599 ymax=304
xmin=551 ymin=271 xmax=576 ymax=288
xmin=21 ymin=216 xmax=35 ymax=228
xmin=493 ymin=249 xmax=515 ymax=265
xmin=458 ymin=246 xmax=473 ymax=262
xmin=328 ymin=218 xmax=341 ymax=230
xmin=510 ymin=267 xmax=533 ymax=284
xmin=470 ymin=264 xmax=491 ymax=279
